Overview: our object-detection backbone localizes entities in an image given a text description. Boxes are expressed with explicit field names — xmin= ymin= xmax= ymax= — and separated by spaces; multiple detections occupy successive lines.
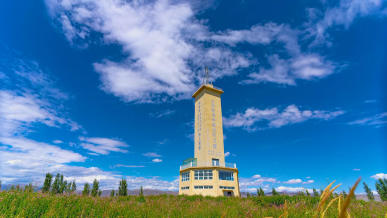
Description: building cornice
xmin=192 ymin=84 xmax=223 ymax=98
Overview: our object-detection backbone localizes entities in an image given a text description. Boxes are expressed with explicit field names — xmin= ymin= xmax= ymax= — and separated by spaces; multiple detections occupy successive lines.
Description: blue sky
xmin=0 ymin=0 xmax=386 ymax=193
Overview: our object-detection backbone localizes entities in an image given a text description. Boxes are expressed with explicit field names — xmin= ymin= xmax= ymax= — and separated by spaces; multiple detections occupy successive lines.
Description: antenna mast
xmin=204 ymin=67 xmax=210 ymax=85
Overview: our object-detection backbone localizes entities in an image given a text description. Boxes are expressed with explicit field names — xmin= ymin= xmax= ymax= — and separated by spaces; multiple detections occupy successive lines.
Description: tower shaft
xmin=193 ymin=84 xmax=225 ymax=166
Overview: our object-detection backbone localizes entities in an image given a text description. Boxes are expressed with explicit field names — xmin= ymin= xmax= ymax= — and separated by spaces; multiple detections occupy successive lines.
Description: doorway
xmin=223 ymin=191 xmax=234 ymax=197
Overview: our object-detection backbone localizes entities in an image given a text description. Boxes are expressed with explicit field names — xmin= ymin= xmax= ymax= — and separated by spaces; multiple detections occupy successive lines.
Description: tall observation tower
xmin=179 ymin=68 xmax=240 ymax=197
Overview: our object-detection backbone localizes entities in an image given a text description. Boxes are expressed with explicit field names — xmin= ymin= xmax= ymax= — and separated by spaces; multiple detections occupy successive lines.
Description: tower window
xmin=181 ymin=172 xmax=190 ymax=181
xmin=194 ymin=170 xmax=213 ymax=180
xmin=219 ymin=171 xmax=234 ymax=181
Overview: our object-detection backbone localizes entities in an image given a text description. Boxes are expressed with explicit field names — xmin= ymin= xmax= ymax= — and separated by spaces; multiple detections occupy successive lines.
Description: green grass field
xmin=0 ymin=191 xmax=386 ymax=217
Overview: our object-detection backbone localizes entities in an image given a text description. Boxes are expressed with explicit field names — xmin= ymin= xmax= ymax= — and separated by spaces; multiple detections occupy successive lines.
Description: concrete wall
xmin=194 ymin=85 xmax=225 ymax=166
xmin=178 ymin=167 xmax=240 ymax=197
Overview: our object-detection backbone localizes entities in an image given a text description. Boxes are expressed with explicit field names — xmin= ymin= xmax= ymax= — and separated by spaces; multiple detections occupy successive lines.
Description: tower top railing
xmin=180 ymin=161 xmax=236 ymax=170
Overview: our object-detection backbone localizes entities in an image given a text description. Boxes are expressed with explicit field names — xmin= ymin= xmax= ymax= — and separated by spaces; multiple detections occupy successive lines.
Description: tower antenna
xmin=204 ymin=66 xmax=209 ymax=85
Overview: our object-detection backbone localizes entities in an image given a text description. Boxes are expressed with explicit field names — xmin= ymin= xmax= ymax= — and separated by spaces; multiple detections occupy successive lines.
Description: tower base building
xmin=178 ymin=80 xmax=240 ymax=197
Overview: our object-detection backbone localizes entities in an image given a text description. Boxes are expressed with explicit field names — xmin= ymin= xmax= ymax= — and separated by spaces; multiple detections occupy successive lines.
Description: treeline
xmin=246 ymin=179 xmax=387 ymax=201
xmin=40 ymin=174 xmax=144 ymax=198
xmin=42 ymin=173 xmax=76 ymax=194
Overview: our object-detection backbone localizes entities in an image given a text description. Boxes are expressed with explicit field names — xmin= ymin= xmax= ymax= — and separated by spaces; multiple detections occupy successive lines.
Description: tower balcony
xmin=180 ymin=160 xmax=237 ymax=170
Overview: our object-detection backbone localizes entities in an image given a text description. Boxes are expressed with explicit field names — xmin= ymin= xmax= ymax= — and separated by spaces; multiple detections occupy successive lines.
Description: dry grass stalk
xmin=338 ymin=177 xmax=361 ymax=218
xmin=321 ymin=196 xmax=339 ymax=218
xmin=314 ymin=180 xmax=342 ymax=218
xmin=279 ymin=200 xmax=288 ymax=218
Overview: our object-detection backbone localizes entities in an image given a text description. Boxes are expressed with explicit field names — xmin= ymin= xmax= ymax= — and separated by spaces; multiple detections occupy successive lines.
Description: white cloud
xmin=371 ymin=173 xmax=387 ymax=180
xmin=211 ymin=23 xmax=336 ymax=86
xmin=242 ymin=53 xmax=335 ymax=85
xmin=303 ymin=180 xmax=315 ymax=184
xmin=143 ymin=152 xmax=162 ymax=158
xmin=284 ymin=179 xmax=302 ymax=184
xmin=239 ymin=175 xmax=279 ymax=192
xmin=52 ymin=140 xmax=63 ymax=144
xmin=307 ymin=0 xmax=387 ymax=45
xmin=46 ymin=0 xmax=252 ymax=103
xmin=113 ymin=164 xmax=145 ymax=168
xmin=79 ymin=136 xmax=129 ymax=155
xmin=224 ymin=104 xmax=344 ymax=130
xmin=348 ymin=112 xmax=387 ymax=127
xmin=152 ymin=158 xmax=163 ymax=163
xmin=0 ymin=90 xmax=81 ymax=136
xmin=150 ymin=109 xmax=175 ymax=118
xmin=353 ymin=168 xmax=361 ymax=171
xmin=224 ymin=152 xmax=230 ymax=157
xmin=276 ymin=186 xmax=314 ymax=193
xmin=212 ymin=23 xmax=300 ymax=54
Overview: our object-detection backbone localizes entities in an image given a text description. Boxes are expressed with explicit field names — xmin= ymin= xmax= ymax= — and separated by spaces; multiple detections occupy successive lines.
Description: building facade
xmin=178 ymin=82 xmax=240 ymax=197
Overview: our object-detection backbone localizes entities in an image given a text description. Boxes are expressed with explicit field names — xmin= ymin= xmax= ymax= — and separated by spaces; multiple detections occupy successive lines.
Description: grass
xmin=0 ymin=191 xmax=386 ymax=217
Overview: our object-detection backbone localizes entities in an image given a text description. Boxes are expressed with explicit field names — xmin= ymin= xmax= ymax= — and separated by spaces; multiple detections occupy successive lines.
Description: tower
xmin=178 ymin=68 xmax=240 ymax=197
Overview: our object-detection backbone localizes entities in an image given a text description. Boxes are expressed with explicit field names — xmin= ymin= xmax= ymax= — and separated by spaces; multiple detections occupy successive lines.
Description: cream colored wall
xmin=194 ymin=86 xmax=225 ymax=166
xmin=178 ymin=167 xmax=240 ymax=197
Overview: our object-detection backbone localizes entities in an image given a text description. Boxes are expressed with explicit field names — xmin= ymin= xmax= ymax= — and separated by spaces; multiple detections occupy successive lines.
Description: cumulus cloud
xmin=79 ymin=136 xmax=129 ymax=155
xmin=224 ymin=104 xmax=344 ymax=130
xmin=348 ymin=112 xmax=387 ymax=127
xmin=371 ymin=173 xmax=387 ymax=180
xmin=45 ymin=0 xmax=252 ymax=103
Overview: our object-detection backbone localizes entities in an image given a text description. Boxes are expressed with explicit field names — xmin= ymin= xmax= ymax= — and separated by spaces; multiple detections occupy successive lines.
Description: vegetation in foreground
xmin=0 ymin=179 xmax=386 ymax=217
xmin=1 ymin=176 xmax=387 ymax=217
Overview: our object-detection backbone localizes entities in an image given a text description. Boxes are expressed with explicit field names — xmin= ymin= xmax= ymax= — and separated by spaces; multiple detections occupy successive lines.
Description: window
xmin=212 ymin=159 xmax=219 ymax=166
xmin=181 ymin=172 xmax=190 ymax=181
xmin=219 ymin=171 xmax=234 ymax=181
xmin=194 ymin=170 xmax=213 ymax=180
xmin=194 ymin=185 xmax=213 ymax=189
xmin=220 ymin=186 xmax=235 ymax=190
xmin=181 ymin=186 xmax=189 ymax=190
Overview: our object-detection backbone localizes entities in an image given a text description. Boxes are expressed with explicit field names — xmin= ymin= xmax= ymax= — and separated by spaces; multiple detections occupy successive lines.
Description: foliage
xmin=375 ymin=179 xmax=387 ymax=202
xmin=82 ymin=183 xmax=90 ymax=196
xmin=312 ymin=188 xmax=319 ymax=197
xmin=118 ymin=178 xmax=128 ymax=196
xmin=257 ymin=187 xmax=265 ymax=196
xmin=24 ymin=184 xmax=33 ymax=193
xmin=42 ymin=173 xmax=53 ymax=193
xmin=110 ymin=190 xmax=115 ymax=197
xmin=71 ymin=180 xmax=77 ymax=193
xmin=0 ymin=191 xmax=385 ymax=217
xmin=91 ymin=179 xmax=100 ymax=197
xmin=363 ymin=182 xmax=374 ymax=201
xmin=272 ymin=188 xmax=279 ymax=196
xmin=50 ymin=173 xmax=70 ymax=195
